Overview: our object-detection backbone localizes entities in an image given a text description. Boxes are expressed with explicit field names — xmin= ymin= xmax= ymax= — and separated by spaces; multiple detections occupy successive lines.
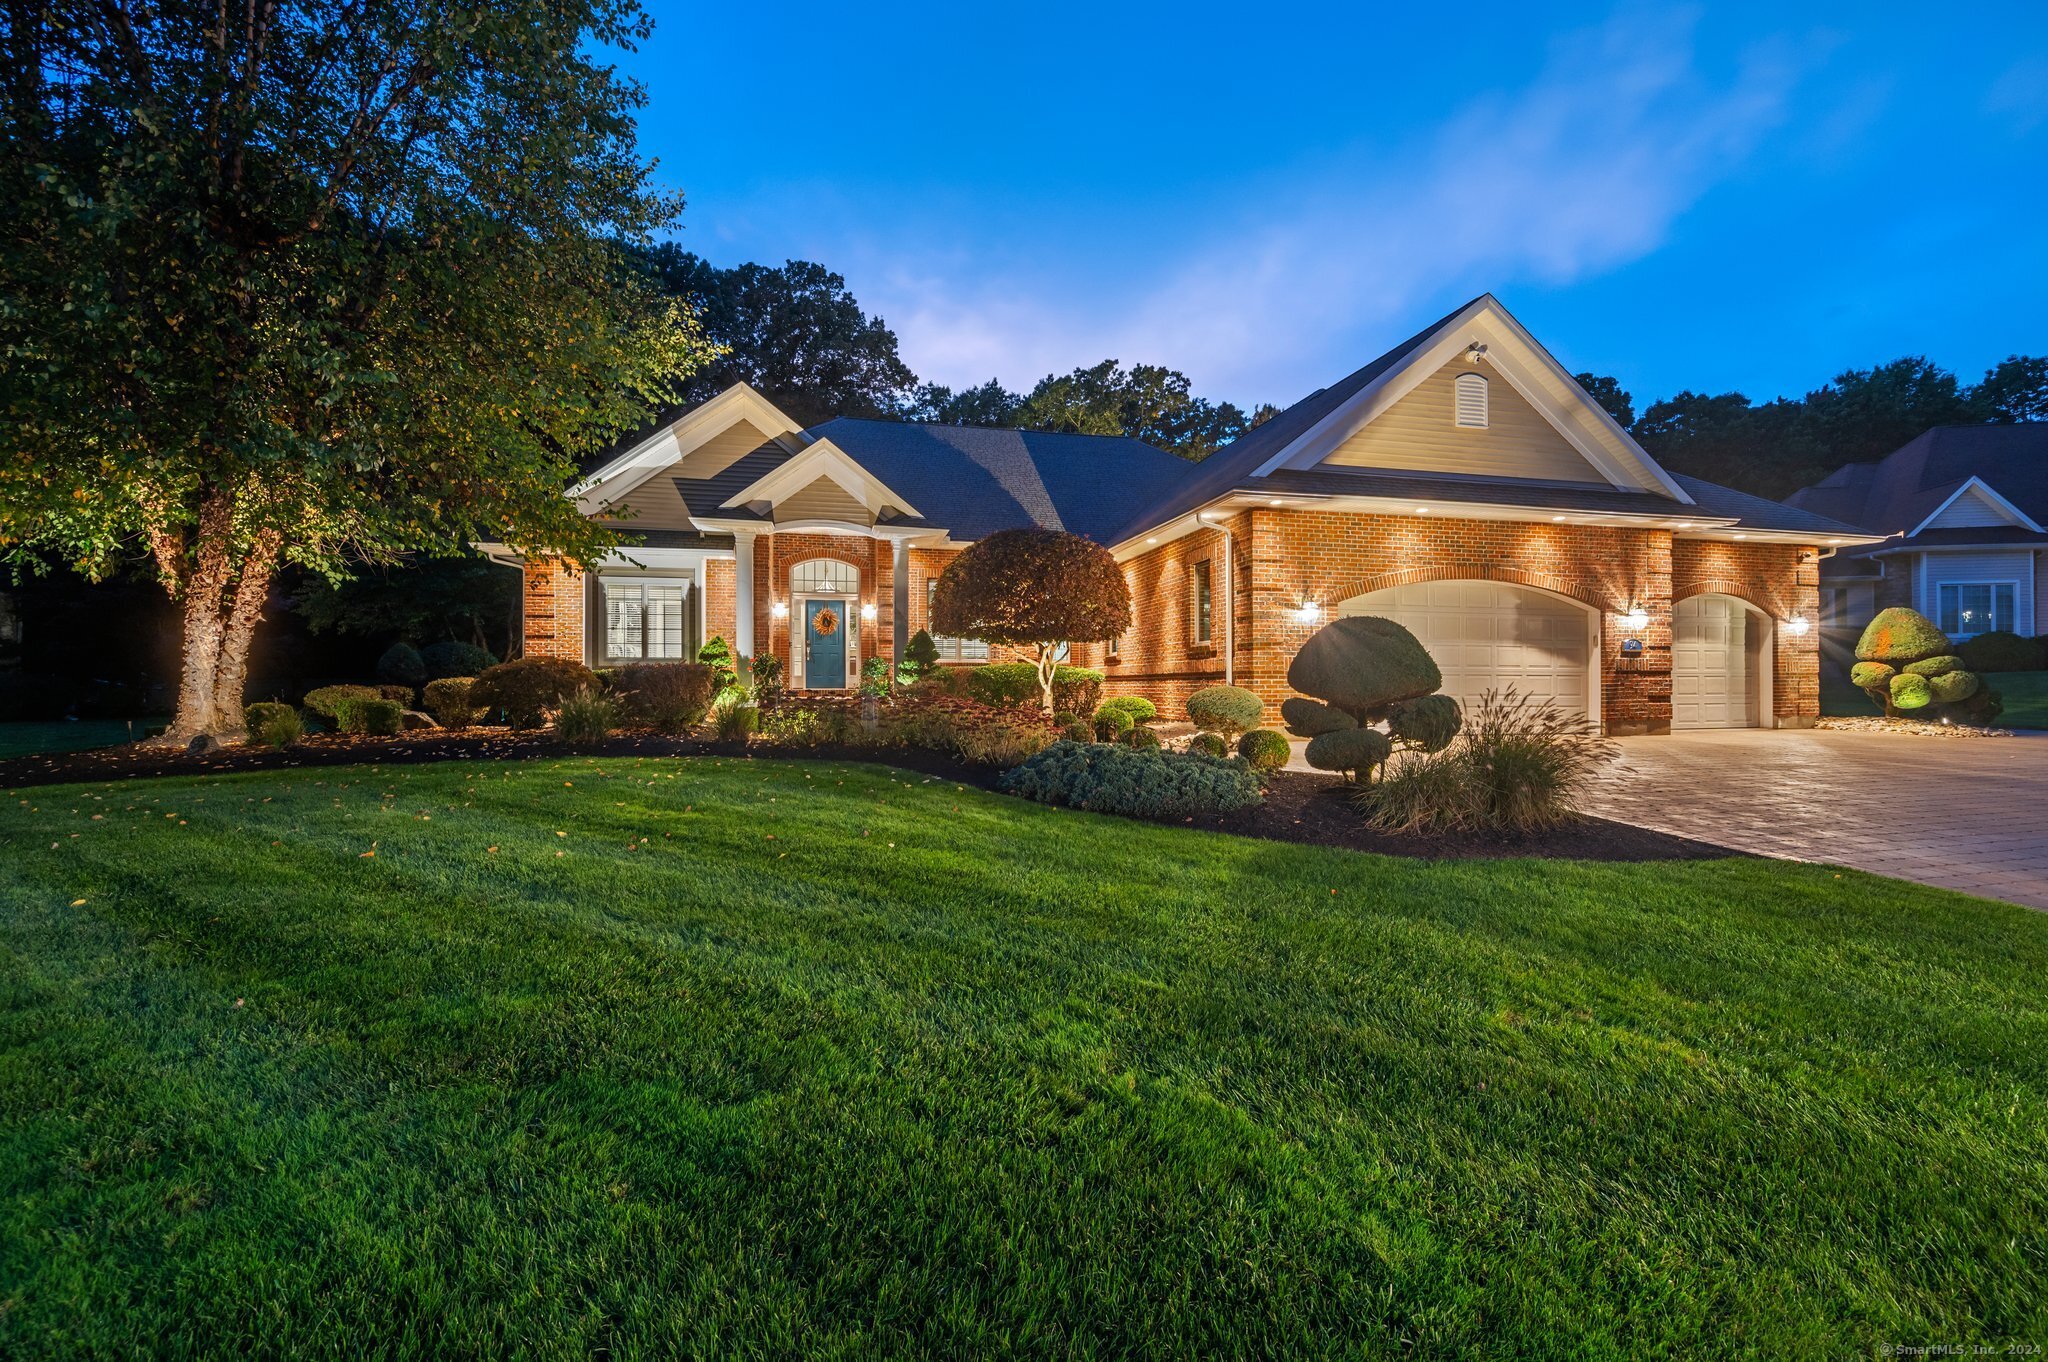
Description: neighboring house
xmin=479 ymin=295 xmax=1877 ymax=734
xmin=1785 ymin=425 xmax=2048 ymax=645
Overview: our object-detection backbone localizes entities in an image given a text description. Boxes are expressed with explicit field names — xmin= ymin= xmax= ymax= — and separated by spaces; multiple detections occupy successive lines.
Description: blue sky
xmin=618 ymin=3 xmax=2047 ymax=414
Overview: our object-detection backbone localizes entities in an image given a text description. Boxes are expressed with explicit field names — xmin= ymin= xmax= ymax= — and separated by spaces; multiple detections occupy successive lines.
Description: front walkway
xmin=1585 ymin=728 xmax=2048 ymax=910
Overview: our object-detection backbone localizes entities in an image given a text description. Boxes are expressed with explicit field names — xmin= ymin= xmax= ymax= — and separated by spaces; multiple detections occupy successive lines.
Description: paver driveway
xmin=1585 ymin=727 xmax=2048 ymax=910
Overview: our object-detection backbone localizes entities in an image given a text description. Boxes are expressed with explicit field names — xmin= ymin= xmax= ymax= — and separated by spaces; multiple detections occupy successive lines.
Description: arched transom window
xmin=790 ymin=558 xmax=859 ymax=595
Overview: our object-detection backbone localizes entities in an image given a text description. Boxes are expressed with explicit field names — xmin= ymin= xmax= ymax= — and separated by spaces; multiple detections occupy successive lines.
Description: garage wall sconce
xmin=1291 ymin=600 xmax=1324 ymax=626
xmin=1619 ymin=606 xmax=1651 ymax=630
xmin=1785 ymin=614 xmax=1810 ymax=636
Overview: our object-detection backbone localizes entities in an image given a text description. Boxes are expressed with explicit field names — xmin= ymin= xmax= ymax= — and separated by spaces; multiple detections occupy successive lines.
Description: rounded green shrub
xmin=1052 ymin=667 xmax=1106 ymax=716
xmin=469 ymin=657 xmax=600 ymax=729
xmin=1093 ymin=707 xmax=1133 ymax=741
xmin=332 ymin=695 xmax=402 ymax=736
xmin=1304 ymin=727 xmax=1392 ymax=778
xmin=1928 ymin=669 xmax=1981 ymax=704
xmin=1237 ymin=728 xmax=1291 ymax=771
xmin=1855 ymin=607 xmax=1950 ymax=664
xmin=616 ymin=662 xmax=717 ymax=734
xmin=1286 ymin=616 xmax=1442 ymax=719
xmin=1095 ymin=695 xmax=1157 ymax=727
xmin=1888 ymin=672 xmax=1932 ymax=710
xmin=1903 ymin=654 xmax=1964 ymax=678
xmin=376 ymin=642 xmax=427 ymax=690
xmin=1187 ymin=732 xmax=1228 ymax=758
xmin=422 ymin=677 xmax=481 ymax=728
xmin=963 ymin=663 xmax=1042 ymax=708
xmin=1280 ymin=695 xmax=1357 ymax=737
xmin=243 ymin=701 xmax=302 ymax=748
xmin=1123 ymin=726 xmax=1163 ymax=751
xmin=1958 ymin=630 xmax=2046 ymax=674
xmin=419 ymin=641 xmax=495 ymax=680
xmin=1185 ymin=685 xmax=1264 ymax=738
xmin=1388 ymin=694 xmax=1462 ymax=753
xmin=302 ymin=684 xmax=380 ymax=721
xmin=1848 ymin=661 xmax=1896 ymax=690
xmin=1940 ymin=685 xmax=2005 ymax=726
xmin=999 ymin=741 xmax=1264 ymax=819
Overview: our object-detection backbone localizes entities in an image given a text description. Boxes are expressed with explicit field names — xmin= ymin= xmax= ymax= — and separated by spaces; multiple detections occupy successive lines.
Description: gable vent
xmin=1453 ymin=371 xmax=1489 ymax=428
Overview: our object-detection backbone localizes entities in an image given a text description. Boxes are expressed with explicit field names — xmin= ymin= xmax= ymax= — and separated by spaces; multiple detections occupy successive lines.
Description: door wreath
xmin=811 ymin=606 xmax=839 ymax=637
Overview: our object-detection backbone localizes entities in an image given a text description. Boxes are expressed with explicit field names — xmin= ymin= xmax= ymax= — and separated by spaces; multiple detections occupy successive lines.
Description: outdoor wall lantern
xmin=771 ymin=600 xmax=789 ymax=620
xmin=1620 ymin=606 xmax=1651 ymax=630
xmin=860 ymin=602 xmax=878 ymax=622
xmin=1786 ymin=615 xmax=1810 ymax=636
xmin=1292 ymin=600 xmax=1324 ymax=626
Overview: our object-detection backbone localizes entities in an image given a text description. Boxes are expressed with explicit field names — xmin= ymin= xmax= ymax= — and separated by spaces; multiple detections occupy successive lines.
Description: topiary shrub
xmin=1187 ymin=731 xmax=1228 ymax=758
xmin=1280 ymin=695 xmax=1356 ymax=736
xmin=615 ymin=662 xmax=716 ymax=734
xmin=963 ymin=663 xmax=1042 ymax=709
xmin=1186 ymin=684 xmax=1264 ymax=739
xmin=469 ymin=657 xmax=600 ymax=729
xmin=1093 ymin=706 xmax=1134 ymax=742
xmin=1237 ymin=728 xmax=1290 ymax=771
xmin=1888 ymin=672 xmax=1932 ymax=711
xmin=302 ymin=684 xmax=380 ymax=721
xmin=903 ymin=629 xmax=942 ymax=678
xmin=1000 ymin=741 xmax=1263 ymax=819
xmin=376 ymin=684 xmax=415 ymax=705
xmin=1122 ymin=725 xmax=1163 ymax=751
xmin=423 ymin=677 xmax=481 ymax=728
xmin=1928 ymin=670 xmax=1980 ymax=705
xmin=1958 ymin=630 xmax=2046 ymax=674
xmin=375 ymin=642 xmax=427 ymax=691
xmin=1388 ymin=694 xmax=1462 ymax=753
xmin=554 ymin=688 xmax=620 ymax=745
xmin=1051 ymin=666 xmax=1105 ymax=717
xmin=1304 ymin=727 xmax=1392 ymax=781
xmin=1853 ymin=608 xmax=1987 ymax=719
xmin=1095 ymin=695 xmax=1157 ymax=728
xmin=419 ymin=640 xmax=496 ymax=680
xmin=332 ymin=695 xmax=402 ymax=736
xmin=698 ymin=636 xmax=737 ymax=690
xmin=243 ymin=701 xmax=302 ymax=748
xmin=1284 ymin=616 xmax=1460 ymax=782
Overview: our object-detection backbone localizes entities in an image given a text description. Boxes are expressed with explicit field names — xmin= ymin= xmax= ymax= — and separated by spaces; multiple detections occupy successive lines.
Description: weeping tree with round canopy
xmin=931 ymin=529 xmax=1130 ymax=712
xmin=1281 ymin=615 xmax=1463 ymax=782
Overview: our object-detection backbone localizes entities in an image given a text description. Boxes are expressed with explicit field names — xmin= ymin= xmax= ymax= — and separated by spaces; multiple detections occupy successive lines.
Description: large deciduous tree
xmin=0 ymin=0 xmax=709 ymax=743
xmin=930 ymin=529 xmax=1130 ymax=712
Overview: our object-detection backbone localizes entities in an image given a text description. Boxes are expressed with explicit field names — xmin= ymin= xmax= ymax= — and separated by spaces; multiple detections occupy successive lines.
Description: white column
xmin=733 ymin=531 xmax=756 ymax=658
xmin=892 ymin=539 xmax=910 ymax=662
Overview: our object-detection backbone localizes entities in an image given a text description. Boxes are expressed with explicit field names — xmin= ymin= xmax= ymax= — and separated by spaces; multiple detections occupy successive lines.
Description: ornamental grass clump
xmin=1361 ymin=689 xmax=1616 ymax=834
xmin=554 ymin=689 xmax=620 ymax=746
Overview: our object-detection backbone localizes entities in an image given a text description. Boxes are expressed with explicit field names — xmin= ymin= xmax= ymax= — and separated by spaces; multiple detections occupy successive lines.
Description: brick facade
xmin=522 ymin=512 xmax=1821 ymax=731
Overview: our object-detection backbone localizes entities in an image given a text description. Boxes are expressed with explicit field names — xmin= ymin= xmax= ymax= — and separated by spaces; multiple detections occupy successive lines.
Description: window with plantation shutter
xmin=1453 ymin=371 xmax=1489 ymax=428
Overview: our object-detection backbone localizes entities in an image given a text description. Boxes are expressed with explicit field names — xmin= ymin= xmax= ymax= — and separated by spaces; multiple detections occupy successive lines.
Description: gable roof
xmin=1785 ymin=425 xmax=2048 ymax=541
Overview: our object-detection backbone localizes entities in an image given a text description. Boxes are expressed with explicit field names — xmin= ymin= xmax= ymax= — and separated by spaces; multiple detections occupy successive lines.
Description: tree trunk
xmin=1035 ymin=645 xmax=1059 ymax=713
xmin=155 ymin=496 xmax=283 ymax=745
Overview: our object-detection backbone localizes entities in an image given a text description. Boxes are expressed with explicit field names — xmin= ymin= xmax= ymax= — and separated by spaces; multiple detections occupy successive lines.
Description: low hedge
xmin=332 ymin=695 xmax=403 ymax=736
xmin=614 ymin=662 xmax=717 ymax=734
xmin=1000 ymin=741 xmax=1264 ymax=819
xmin=302 ymin=684 xmax=381 ymax=721
xmin=470 ymin=657 xmax=599 ymax=729
xmin=960 ymin=663 xmax=1104 ymax=712
xmin=1958 ymin=630 xmax=2046 ymax=673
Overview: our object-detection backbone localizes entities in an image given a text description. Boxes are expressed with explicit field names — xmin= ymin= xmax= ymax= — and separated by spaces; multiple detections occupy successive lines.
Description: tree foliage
xmin=915 ymin=361 xmax=1257 ymax=460
xmin=931 ymin=529 xmax=1130 ymax=711
xmin=0 ymin=0 xmax=708 ymax=740
xmin=633 ymin=246 xmax=917 ymax=428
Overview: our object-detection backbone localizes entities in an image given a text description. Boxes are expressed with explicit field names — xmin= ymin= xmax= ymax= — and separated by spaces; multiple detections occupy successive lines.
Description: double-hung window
xmin=925 ymin=580 xmax=989 ymax=662
xmin=1936 ymin=582 xmax=2016 ymax=638
xmin=1191 ymin=560 xmax=1214 ymax=644
xmin=602 ymin=578 xmax=690 ymax=661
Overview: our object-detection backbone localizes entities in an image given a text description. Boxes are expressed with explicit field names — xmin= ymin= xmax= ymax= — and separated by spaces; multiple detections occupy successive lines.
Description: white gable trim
xmin=1250 ymin=296 xmax=1694 ymax=504
xmin=1908 ymin=477 xmax=2043 ymax=536
xmin=719 ymin=438 xmax=923 ymax=521
xmin=571 ymin=383 xmax=808 ymax=510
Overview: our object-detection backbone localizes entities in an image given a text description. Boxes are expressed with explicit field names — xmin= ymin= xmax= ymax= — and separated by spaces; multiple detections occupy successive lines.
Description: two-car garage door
xmin=1338 ymin=580 xmax=1595 ymax=720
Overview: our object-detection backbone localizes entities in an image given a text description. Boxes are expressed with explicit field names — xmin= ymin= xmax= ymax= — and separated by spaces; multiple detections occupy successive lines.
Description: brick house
xmin=484 ymin=295 xmax=1877 ymax=734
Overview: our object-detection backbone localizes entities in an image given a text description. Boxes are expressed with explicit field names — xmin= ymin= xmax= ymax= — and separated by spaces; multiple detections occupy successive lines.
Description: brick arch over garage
xmin=1328 ymin=563 xmax=1611 ymax=615
xmin=1673 ymin=576 xmax=1779 ymax=617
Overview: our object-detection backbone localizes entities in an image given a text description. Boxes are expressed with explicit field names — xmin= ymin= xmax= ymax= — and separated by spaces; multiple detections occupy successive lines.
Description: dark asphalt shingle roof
xmin=1784 ymin=425 xmax=2048 ymax=536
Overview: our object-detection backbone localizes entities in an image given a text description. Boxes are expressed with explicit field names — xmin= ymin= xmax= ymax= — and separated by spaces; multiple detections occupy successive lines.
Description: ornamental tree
xmin=0 ymin=0 xmax=711 ymax=743
xmin=931 ymin=529 xmax=1130 ymax=712
xmin=1850 ymin=607 xmax=1997 ymax=722
xmin=1281 ymin=615 xmax=1462 ymax=782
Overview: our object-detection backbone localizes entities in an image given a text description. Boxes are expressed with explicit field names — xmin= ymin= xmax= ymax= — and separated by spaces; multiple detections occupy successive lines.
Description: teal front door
xmin=804 ymin=599 xmax=847 ymax=688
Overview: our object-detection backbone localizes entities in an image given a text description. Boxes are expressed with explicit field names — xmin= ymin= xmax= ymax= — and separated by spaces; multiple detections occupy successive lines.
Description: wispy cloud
xmin=857 ymin=10 xmax=1803 ymax=404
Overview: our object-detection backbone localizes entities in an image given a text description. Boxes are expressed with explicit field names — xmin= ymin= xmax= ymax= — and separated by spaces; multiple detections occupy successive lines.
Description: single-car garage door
xmin=1338 ymin=580 xmax=1595 ymax=719
xmin=1672 ymin=593 xmax=1758 ymax=729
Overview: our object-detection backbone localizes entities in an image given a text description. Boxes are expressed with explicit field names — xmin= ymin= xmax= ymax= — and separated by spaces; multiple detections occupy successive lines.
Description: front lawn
xmin=0 ymin=718 xmax=165 ymax=760
xmin=1824 ymin=669 xmax=2048 ymax=728
xmin=3 ymin=758 xmax=2044 ymax=1356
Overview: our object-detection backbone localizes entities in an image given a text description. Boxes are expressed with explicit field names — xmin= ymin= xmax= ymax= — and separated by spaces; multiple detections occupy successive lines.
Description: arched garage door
xmin=1337 ymin=580 xmax=1596 ymax=719
xmin=1672 ymin=593 xmax=1762 ymax=729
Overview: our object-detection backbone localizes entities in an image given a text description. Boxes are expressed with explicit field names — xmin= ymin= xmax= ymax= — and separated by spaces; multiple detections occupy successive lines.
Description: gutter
xmin=1195 ymin=513 xmax=1235 ymax=686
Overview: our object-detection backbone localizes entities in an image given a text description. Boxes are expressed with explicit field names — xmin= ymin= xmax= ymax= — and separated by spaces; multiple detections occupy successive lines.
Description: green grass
xmin=1823 ymin=671 xmax=2048 ymax=727
xmin=3 ymin=757 xmax=2045 ymax=1357
xmin=0 ymin=718 xmax=165 ymax=759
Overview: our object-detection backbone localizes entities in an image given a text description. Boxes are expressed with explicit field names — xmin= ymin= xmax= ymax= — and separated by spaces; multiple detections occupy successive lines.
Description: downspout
xmin=1196 ymin=513 xmax=1235 ymax=686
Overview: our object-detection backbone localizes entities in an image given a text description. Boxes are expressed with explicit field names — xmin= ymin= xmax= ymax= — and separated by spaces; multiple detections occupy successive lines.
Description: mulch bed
xmin=0 ymin=730 xmax=1734 ymax=863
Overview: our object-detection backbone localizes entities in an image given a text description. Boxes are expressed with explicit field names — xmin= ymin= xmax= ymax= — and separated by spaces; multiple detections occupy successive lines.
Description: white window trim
xmin=1935 ymin=580 xmax=2021 ymax=638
